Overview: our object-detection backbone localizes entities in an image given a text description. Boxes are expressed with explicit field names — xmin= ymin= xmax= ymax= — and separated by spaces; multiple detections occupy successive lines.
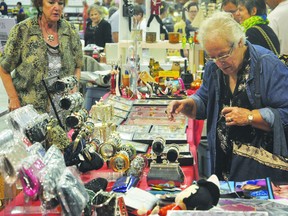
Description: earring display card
xmin=117 ymin=125 xmax=151 ymax=133
xmin=111 ymin=116 xmax=125 ymax=126
xmin=105 ymin=99 xmax=133 ymax=112
xmin=130 ymin=106 xmax=166 ymax=112
xmin=120 ymin=140 xmax=149 ymax=153
xmin=128 ymin=111 xmax=167 ymax=118
xmin=118 ymin=132 xmax=134 ymax=140
xmin=133 ymin=99 xmax=172 ymax=106
xmin=106 ymin=95 xmax=134 ymax=106
xmin=125 ymin=117 xmax=187 ymax=126
xmin=114 ymin=108 xmax=129 ymax=119
xmin=133 ymin=132 xmax=187 ymax=144
xmin=150 ymin=125 xmax=187 ymax=134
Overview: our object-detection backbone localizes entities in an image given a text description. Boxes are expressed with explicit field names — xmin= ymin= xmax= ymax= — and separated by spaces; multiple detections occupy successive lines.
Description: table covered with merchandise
xmin=0 ymin=92 xmax=204 ymax=215
xmin=1 ymin=92 xmax=288 ymax=216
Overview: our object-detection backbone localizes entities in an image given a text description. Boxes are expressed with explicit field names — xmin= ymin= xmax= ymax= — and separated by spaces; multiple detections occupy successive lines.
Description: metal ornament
xmin=47 ymin=34 xmax=55 ymax=42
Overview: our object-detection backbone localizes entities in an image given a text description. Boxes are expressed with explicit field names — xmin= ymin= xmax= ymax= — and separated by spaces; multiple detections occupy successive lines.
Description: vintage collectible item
xmin=112 ymin=175 xmax=140 ymax=193
xmin=147 ymin=137 xmax=185 ymax=186
xmin=110 ymin=150 xmax=130 ymax=172
xmin=57 ymin=169 xmax=89 ymax=216
xmin=66 ymin=108 xmax=89 ymax=129
xmin=147 ymin=162 xmax=185 ymax=187
xmin=98 ymin=141 xmax=117 ymax=160
xmin=152 ymin=137 xmax=166 ymax=156
xmin=19 ymin=157 xmax=46 ymax=198
xmin=46 ymin=118 xmax=70 ymax=150
xmin=175 ymin=175 xmax=220 ymax=210
xmin=59 ymin=92 xmax=84 ymax=112
xmin=90 ymin=100 xmax=114 ymax=123
xmin=92 ymin=190 xmax=119 ymax=216
xmin=49 ymin=75 xmax=78 ymax=94
xmin=126 ymin=154 xmax=148 ymax=177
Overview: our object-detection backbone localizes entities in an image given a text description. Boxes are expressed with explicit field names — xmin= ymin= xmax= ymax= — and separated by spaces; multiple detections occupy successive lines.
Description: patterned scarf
xmin=241 ymin=15 xmax=269 ymax=32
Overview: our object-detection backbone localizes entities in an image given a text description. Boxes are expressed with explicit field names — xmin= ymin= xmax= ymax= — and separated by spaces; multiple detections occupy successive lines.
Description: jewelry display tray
xmin=148 ymin=143 xmax=194 ymax=166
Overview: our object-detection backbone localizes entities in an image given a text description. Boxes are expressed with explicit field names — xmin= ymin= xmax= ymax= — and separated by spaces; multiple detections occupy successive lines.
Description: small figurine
xmin=147 ymin=0 xmax=167 ymax=35
xmin=174 ymin=174 xmax=220 ymax=211
xmin=137 ymin=175 xmax=220 ymax=216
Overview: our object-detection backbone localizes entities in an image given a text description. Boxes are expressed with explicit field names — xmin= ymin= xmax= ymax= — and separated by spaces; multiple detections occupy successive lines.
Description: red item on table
xmin=158 ymin=203 xmax=182 ymax=216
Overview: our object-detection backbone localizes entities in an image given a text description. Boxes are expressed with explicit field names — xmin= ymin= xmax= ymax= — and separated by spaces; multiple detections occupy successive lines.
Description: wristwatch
xmin=247 ymin=113 xmax=254 ymax=124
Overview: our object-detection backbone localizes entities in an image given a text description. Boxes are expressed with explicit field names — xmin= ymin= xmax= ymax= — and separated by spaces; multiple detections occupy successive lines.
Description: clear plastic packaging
xmin=57 ymin=168 xmax=89 ymax=216
xmin=0 ymin=129 xmax=29 ymax=185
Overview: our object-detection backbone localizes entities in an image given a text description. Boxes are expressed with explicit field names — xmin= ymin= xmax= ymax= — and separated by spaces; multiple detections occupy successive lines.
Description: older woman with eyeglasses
xmin=166 ymin=12 xmax=288 ymax=182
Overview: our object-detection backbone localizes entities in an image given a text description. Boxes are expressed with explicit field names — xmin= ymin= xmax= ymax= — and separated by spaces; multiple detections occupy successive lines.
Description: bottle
xmin=122 ymin=70 xmax=130 ymax=88
xmin=126 ymin=45 xmax=139 ymax=98
xmin=110 ymin=71 xmax=116 ymax=94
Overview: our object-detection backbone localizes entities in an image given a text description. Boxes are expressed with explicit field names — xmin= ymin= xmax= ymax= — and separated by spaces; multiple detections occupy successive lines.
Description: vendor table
xmin=1 ymin=116 xmax=204 ymax=215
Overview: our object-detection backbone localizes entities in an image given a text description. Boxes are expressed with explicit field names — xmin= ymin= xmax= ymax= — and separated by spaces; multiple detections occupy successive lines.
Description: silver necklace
xmin=40 ymin=17 xmax=56 ymax=42
xmin=44 ymin=25 xmax=55 ymax=42
xmin=47 ymin=34 xmax=55 ymax=42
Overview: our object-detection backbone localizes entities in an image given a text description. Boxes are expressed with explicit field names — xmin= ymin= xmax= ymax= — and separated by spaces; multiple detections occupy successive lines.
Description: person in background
xmin=108 ymin=6 xmax=117 ymax=18
xmin=16 ymin=2 xmax=24 ymax=14
xmin=135 ymin=0 xmax=146 ymax=13
xmin=84 ymin=4 xmax=112 ymax=48
xmin=133 ymin=5 xmax=146 ymax=41
xmin=185 ymin=2 xmax=199 ymax=37
xmin=108 ymin=8 xmax=119 ymax=42
xmin=82 ymin=0 xmax=89 ymax=33
xmin=0 ymin=0 xmax=8 ymax=16
xmin=159 ymin=1 xmax=170 ymax=40
xmin=163 ymin=5 xmax=176 ymax=33
xmin=174 ymin=6 xmax=186 ymax=35
xmin=221 ymin=0 xmax=241 ymax=23
xmin=238 ymin=0 xmax=280 ymax=55
xmin=102 ymin=0 xmax=112 ymax=9
xmin=175 ymin=0 xmax=190 ymax=13
xmin=174 ymin=2 xmax=199 ymax=39
xmin=266 ymin=0 xmax=288 ymax=55
xmin=0 ymin=0 xmax=83 ymax=114
xmin=166 ymin=12 xmax=288 ymax=182
xmin=16 ymin=2 xmax=27 ymax=23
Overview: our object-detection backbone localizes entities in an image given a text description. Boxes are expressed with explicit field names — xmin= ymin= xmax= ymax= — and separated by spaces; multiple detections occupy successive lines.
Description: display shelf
xmin=118 ymin=40 xmax=193 ymax=50
xmin=118 ymin=40 xmax=204 ymax=73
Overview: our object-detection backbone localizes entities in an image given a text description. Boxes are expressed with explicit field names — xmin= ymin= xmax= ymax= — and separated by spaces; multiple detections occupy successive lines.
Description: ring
xmin=229 ymin=117 xmax=233 ymax=122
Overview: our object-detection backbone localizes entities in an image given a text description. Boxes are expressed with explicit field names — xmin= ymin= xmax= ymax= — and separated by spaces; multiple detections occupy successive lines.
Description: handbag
xmin=230 ymin=53 xmax=288 ymax=182
xmin=252 ymin=25 xmax=288 ymax=66
xmin=91 ymin=189 xmax=128 ymax=216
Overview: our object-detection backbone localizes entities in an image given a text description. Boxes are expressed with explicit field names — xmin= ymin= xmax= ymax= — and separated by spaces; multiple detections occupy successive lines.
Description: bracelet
xmin=20 ymin=159 xmax=45 ymax=197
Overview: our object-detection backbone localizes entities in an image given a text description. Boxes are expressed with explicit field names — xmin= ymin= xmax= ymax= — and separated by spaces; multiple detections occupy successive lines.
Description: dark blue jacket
xmin=191 ymin=41 xmax=288 ymax=178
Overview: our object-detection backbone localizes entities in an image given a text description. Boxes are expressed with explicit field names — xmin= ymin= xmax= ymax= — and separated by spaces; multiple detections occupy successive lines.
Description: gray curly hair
xmin=197 ymin=12 xmax=246 ymax=49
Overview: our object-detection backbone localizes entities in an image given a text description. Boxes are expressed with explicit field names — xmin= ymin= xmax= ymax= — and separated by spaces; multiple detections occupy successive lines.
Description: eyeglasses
xmin=205 ymin=43 xmax=235 ymax=63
